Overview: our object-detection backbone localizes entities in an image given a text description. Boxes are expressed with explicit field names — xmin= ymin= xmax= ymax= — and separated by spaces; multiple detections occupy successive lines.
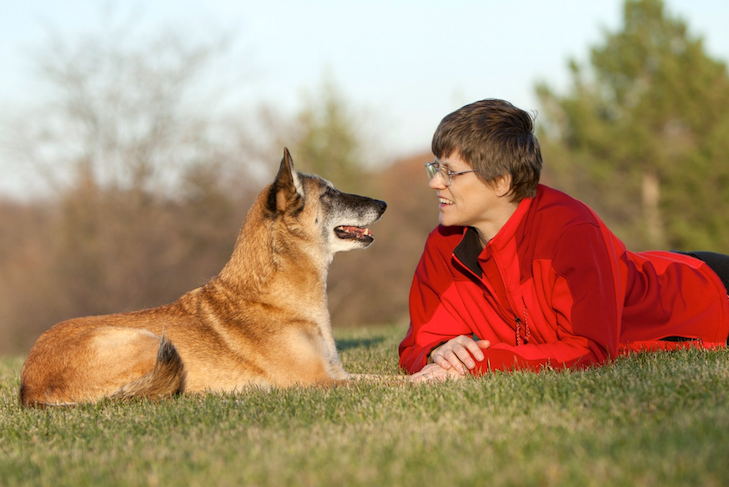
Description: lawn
xmin=1 ymin=323 xmax=728 ymax=486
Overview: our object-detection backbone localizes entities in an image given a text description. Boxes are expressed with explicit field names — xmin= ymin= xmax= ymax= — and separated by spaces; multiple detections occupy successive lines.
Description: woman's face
xmin=428 ymin=153 xmax=507 ymax=231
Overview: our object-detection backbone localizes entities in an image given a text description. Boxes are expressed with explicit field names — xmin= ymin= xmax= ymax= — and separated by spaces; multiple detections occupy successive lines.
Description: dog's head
xmin=266 ymin=148 xmax=387 ymax=257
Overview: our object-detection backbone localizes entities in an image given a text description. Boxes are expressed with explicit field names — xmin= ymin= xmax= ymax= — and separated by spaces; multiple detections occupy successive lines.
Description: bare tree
xmin=9 ymin=19 xmax=242 ymax=194
xmin=0 ymin=18 xmax=264 ymax=353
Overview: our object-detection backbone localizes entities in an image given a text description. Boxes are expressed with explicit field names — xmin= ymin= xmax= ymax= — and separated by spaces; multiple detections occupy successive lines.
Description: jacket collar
xmin=453 ymin=227 xmax=483 ymax=276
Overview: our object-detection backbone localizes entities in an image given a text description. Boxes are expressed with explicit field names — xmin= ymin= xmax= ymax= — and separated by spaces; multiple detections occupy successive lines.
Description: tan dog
xmin=20 ymin=149 xmax=387 ymax=407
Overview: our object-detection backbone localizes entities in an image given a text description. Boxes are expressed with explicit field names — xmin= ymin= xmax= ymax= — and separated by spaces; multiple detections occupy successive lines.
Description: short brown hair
xmin=431 ymin=99 xmax=542 ymax=202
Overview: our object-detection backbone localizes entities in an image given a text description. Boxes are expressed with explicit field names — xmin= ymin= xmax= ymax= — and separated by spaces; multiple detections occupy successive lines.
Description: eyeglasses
xmin=425 ymin=161 xmax=475 ymax=186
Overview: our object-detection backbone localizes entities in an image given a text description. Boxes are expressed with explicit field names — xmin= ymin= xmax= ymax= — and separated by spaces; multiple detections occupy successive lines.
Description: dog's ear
xmin=267 ymin=147 xmax=304 ymax=214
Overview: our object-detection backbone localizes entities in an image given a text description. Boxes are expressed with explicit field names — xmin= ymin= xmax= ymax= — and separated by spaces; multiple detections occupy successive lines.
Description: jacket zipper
xmin=491 ymin=252 xmax=531 ymax=346
xmin=515 ymin=302 xmax=530 ymax=346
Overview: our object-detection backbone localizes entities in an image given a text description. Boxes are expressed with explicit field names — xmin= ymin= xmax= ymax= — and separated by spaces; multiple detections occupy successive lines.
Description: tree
xmin=291 ymin=73 xmax=370 ymax=194
xmin=537 ymin=0 xmax=729 ymax=251
xmin=8 ymin=20 xmax=238 ymax=196
xmin=0 ymin=19 xmax=261 ymax=352
xmin=256 ymin=74 xmax=388 ymax=326
xmin=331 ymin=152 xmax=438 ymax=327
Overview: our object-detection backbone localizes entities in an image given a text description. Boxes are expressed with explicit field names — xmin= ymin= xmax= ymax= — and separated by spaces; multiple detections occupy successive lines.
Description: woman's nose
xmin=429 ymin=174 xmax=446 ymax=190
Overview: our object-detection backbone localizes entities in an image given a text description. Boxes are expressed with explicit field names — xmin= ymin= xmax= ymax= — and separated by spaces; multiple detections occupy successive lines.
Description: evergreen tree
xmin=537 ymin=0 xmax=729 ymax=251
xmin=291 ymin=74 xmax=367 ymax=194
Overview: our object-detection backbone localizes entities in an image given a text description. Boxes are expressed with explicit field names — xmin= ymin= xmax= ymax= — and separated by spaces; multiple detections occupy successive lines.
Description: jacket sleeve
xmin=470 ymin=341 xmax=598 ymax=373
xmin=398 ymin=235 xmax=473 ymax=373
xmin=470 ymin=222 xmax=618 ymax=373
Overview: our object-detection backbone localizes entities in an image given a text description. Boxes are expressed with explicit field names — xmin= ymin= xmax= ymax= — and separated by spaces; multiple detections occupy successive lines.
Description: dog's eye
xmin=323 ymin=186 xmax=333 ymax=196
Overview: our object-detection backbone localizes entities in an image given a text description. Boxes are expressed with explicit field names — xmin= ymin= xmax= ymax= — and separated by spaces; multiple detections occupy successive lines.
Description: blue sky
xmin=2 ymin=0 xmax=729 ymax=196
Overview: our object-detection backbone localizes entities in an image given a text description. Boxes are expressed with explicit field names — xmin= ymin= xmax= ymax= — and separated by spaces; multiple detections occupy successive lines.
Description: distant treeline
xmin=0 ymin=153 xmax=436 ymax=354
xmin=3 ymin=0 xmax=729 ymax=354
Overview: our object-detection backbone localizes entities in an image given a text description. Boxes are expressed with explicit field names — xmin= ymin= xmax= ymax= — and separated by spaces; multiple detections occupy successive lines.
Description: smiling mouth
xmin=439 ymin=197 xmax=453 ymax=205
xmin=335 ymin=225 xmax=374 ymax=242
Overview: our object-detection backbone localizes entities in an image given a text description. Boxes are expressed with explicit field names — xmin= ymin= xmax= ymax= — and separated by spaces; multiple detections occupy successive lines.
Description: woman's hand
xmin=429 ymin=335 xmax=491 ymax=375
xmin=409 ymin=363 xmax=465 ymax=382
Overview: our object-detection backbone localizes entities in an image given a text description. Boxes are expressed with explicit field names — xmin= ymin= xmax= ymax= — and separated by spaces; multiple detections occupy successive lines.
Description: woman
xmin=399 ymin=99 xmax=729 ymax=382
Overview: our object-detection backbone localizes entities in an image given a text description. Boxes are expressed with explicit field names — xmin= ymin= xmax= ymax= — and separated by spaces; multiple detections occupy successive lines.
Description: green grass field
xmin=2 ymin=324 xmax=729 ymax=486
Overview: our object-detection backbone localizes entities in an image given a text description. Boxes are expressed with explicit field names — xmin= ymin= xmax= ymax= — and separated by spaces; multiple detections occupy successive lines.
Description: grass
xmin=2 ymin=323 xmax=729 ymax=486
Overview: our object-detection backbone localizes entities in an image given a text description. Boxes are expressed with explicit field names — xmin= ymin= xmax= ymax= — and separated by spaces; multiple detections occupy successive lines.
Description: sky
xmin=2 ymin=0 xmax=729 ymax=197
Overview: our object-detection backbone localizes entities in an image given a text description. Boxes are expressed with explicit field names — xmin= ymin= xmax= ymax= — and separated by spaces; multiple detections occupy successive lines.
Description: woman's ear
xmin=494 ymin=174 xmax=512 ymax=198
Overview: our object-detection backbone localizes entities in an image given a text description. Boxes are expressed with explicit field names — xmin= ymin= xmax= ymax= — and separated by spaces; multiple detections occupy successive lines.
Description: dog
xmin=19 ymin=148 xmax=387 ymax=407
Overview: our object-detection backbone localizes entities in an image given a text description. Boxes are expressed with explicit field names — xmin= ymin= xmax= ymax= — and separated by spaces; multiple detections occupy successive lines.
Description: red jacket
xmin=399 ymin=185 xmax=729 ymax=374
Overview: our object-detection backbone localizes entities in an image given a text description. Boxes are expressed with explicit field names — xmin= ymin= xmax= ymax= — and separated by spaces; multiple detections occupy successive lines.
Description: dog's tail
xmin=111 ymin=335 xmax=186 ymax=401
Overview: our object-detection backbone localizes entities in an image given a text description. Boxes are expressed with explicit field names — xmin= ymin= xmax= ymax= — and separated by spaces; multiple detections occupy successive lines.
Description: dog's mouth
xmin=334 ymin=225 xmax=374 ymax=242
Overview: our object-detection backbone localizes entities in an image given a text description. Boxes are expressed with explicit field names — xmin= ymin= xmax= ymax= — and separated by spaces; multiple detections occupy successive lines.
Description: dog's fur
xmin=20 ymin=149 xmax=387 ymax=407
